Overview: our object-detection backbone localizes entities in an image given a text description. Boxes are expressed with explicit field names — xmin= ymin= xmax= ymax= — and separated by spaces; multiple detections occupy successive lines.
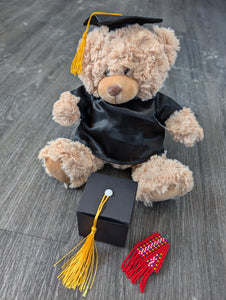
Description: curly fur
xmin=52 ymin=91 xmax=81 ymax=127
xmin=79 ymin=25 xmax=180 ymax=100
xmin=153 ymin=26 xmax=180 ymax=66
xmin=165 ymin=107 xmax=204 ymax=147
xmin=132 ymin=154 xmax=194 ymax=204
xmin=38 ymin=138 xmax=105 ymax=187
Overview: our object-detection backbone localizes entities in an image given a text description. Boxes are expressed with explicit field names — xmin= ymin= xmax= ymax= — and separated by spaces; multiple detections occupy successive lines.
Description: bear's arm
xmin=156 ymin=93 xmax=204 ymax=147
xmin=155 ymin=93 xmax=204 ymax=147
xmin=155 ymin=92 xmax=182 ymax=126
xmin=52 ymin=91 xmax=81 ymax=127
xmin=165 ymin=107 xmax=204 ymax=147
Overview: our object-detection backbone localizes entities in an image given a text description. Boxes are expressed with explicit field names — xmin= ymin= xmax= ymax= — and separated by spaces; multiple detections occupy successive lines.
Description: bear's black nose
xmin=107 ymin=84 xmax=122 ymax=96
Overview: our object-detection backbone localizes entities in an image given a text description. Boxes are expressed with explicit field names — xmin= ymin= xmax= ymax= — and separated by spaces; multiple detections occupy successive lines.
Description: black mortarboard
xmin=84 ymin=14 xmax=163 ymax=31
xmin=77 ymin=172 xmax=137 ymax=247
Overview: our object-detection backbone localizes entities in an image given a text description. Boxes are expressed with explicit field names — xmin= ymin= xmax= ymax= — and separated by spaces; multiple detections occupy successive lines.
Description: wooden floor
xmin=0 ymin=0 xmax=225 ymax=299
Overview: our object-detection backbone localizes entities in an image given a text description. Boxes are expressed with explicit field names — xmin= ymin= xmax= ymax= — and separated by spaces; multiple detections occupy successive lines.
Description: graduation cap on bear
xmin=71 ymin=12 xmax=163 ymax=76
xmin=83 ymin=13 xmax=163 ymax=30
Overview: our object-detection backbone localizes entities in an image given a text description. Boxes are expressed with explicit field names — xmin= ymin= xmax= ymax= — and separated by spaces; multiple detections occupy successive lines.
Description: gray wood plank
xmin=0 ymin=0 xmax=225 ymax=299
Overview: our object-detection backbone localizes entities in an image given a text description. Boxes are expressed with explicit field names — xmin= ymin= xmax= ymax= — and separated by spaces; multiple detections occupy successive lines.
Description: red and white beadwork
xmin=121 ymin=233 xmax=169 ymax=293
xmin=137 ymin=234 xmax=167 ymax=256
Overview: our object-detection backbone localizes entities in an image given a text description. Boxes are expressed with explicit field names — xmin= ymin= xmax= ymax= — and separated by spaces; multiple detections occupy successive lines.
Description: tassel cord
xmin=54 ymin=236 xmax=87 ymax=267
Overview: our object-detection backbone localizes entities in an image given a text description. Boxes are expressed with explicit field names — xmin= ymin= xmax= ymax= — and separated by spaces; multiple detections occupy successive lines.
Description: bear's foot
xmin=45 ymin=157 xmax=70 ymax=184
xmin=132 ymin=154 xmax=194 ymax=205
xmin=38 ymin=138 xmax=105 ymax=188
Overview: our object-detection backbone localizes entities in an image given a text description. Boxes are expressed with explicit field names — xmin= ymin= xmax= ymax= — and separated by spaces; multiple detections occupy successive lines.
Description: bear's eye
xmin=104 ymin=70 xmax=110 ymax=76
xmin=124 ymin=68 xmax=130 ymax=75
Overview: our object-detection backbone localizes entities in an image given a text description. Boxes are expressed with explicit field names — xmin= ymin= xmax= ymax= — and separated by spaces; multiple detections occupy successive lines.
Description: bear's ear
xmin=153 ymin=26 xmax=180 ymax=66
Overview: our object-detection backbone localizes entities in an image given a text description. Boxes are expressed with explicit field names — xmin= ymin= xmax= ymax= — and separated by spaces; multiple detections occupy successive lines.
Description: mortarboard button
xmin=105 ymin=189 xmax=113 ymax=197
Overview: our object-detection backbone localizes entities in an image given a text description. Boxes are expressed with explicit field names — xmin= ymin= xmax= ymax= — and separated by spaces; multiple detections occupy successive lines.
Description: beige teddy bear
xmin=39 ymin=14 xmax=203 ymax=206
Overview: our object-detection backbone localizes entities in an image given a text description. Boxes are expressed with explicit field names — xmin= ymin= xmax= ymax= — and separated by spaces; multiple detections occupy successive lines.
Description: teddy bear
xmin=38 ymin=13 xmax=203 ymax=206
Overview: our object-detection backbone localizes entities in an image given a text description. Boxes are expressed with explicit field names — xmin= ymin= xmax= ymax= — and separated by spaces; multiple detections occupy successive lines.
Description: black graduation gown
xmin=71 ymin=86 xmax=182 ymax=165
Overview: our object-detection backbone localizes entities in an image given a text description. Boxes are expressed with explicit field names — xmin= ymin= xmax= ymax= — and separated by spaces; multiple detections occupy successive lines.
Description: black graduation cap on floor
xmin=71 ymin=12 xmax=163 ymax=76
xmin=54 ymin=173 xmax=137 ymax=296
xmin=83 ymin=14 xmax=163 ymax=31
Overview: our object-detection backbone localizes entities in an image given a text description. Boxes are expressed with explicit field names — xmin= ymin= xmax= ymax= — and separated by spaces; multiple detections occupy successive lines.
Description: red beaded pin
xmin=121 ymin=233 xmax=170 ymax=293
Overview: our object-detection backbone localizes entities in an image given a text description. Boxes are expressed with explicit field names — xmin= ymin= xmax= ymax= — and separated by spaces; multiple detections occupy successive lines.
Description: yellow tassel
xmin=54 ymin=189 xmax=113 ymax=297
xmin=70 ymin=11 xmax=123 ymax=76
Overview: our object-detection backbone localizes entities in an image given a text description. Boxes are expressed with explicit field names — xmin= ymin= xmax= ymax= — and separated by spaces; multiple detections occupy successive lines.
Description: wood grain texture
xmin=0 ymin=0 xmax=225 ymax=299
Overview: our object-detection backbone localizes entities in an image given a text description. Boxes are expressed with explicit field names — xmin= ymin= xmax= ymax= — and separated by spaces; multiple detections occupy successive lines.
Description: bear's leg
xmin=132 ymin=154 xmax=194 ymax=206
xmin=38 ymin=138 xmax=105 ymax=188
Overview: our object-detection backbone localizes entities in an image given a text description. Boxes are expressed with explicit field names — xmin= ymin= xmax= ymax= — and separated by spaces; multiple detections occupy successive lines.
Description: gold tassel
xmin=70 ymin=12 xmax=123 ymax=76
xmin=54 ymin=189 xmax=113 ymax=297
